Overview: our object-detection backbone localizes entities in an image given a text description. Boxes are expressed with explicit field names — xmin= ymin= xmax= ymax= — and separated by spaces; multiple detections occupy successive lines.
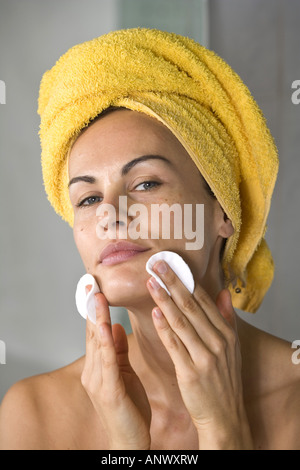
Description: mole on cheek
xmin=78 ymin=224 xmax=86 ymax=232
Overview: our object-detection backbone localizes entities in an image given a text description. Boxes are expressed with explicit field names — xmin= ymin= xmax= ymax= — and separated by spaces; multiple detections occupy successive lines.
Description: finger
xmin=95 ymin=292 xmax=111 ymax=328
xmin=215 ymin=289 xmax=237 ymax=330
xmin=148 ymin=277 xmax=216 ymax=365
xmin=85 ymin=285 xmax=98 ymax=363
xmin=149 ymin=263 xmax=227 ymax=353
xmin=214 ymin=288 xmax=241 ymax=353
xmin=83 ymin=318 xmax=101 ymax=393
xmin=85 ymin=291 xmax=110 ymax=354
xmin=85 ymin=285 xmax=98 ymax=366
xmin=111 ymin=323 xmax=131 ymax=369
xmin=152 ymin=260 xmax=230 ymax=333
xmin=112 ymin=323 xmax=128 ymax=354
xmin=215 ymin=289 xmax=242 ymax=382
xmin=150 ymin=261 xmax=210 ymax=325
xmin=85 ymin=284 xmax=92 ymax=295
xmin=93 ymin=294 xmax=127 ymax=394
xmin=150 ymin=263 xmax=242 ymax=395
xmin=84 ymin=292 xmax=114 ymax=387
xmin=148 ymin=275 xmax=199 ymax=339
xmin=151 ymin=306 xmax=196 ymax=371
xmin=148 ymin=265 xmax=237 ymax=370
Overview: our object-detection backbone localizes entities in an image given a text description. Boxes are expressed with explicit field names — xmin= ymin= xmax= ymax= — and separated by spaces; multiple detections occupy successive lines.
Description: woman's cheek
xmin=73 ymin=220 xmax=95 ymax=267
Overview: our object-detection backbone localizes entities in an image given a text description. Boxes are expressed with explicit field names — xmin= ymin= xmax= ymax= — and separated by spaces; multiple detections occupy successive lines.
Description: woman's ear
xmin=218 ymin=207 xmax=234 ymax=239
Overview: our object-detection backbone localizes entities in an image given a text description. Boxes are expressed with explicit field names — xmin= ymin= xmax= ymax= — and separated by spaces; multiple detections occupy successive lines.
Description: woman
xmin=0 ymin=28 xmax=299 ymax=450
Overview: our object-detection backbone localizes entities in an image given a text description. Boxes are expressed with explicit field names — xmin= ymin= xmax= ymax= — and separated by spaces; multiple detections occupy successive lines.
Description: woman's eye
xmin=76 ymin=182 xmax=160 ymax=207
xmin=77 ymin=196 xmax=102 ymax=207
xmin=134 ymin=181 xmax=161 ymax=191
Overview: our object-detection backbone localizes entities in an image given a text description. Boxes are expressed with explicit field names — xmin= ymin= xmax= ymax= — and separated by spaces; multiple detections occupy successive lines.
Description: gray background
xmin=0 ymin=0 xmax=299 ymax=402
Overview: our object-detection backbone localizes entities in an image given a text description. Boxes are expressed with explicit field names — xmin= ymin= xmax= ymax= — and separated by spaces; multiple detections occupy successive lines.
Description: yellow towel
xmin=38 ymin=28 xmax=279 ymax=313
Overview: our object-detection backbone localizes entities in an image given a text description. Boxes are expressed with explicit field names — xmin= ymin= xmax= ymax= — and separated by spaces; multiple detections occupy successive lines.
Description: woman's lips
xmin=101 ymin=249 xmax=149 ymax=266
xmin=99 ymin=241 xmax=150 ymax=266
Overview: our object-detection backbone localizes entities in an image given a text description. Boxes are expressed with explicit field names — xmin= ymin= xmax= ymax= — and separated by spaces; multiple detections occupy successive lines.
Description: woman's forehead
xmin=73 ymin=109 xmax=179 ymax=147
xmin=68 ymin=109 xmax=192 ymax=173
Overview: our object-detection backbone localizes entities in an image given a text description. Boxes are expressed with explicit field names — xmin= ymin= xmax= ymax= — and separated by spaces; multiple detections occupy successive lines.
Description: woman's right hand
xmin=81 ymin=289 xmax=151 ymax=450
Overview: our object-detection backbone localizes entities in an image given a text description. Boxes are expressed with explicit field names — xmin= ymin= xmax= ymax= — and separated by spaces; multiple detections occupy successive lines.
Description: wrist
xmin=197 ymin=421 xmax=253 ymax=450
xmin=109 ymin=436 xmax=151 ymax=451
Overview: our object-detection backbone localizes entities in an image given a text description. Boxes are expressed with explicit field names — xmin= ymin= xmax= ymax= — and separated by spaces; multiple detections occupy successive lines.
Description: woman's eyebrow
xmin=121 ymin=154 xmax=172 ymax=176
xmin=68 ymin=175 xmax=96 ymax=188
xmin=68 ymin=155 xmax=172 ymax=188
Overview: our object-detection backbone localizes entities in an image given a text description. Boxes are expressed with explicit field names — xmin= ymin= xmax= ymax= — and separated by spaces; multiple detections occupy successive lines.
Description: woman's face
xmin=68 ymin=110 xmax=233 ymax=308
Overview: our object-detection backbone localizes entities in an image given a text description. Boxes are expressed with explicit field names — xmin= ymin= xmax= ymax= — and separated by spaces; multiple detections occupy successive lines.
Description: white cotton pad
xmin=75 ymin=273 xmax=100 ymax=324
xmin=146 ymin=251 xmax=195 ymax=296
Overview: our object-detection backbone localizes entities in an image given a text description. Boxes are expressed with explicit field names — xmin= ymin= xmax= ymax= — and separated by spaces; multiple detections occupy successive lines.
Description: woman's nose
xmin=95 ymin=195 xmax=131 ymax=240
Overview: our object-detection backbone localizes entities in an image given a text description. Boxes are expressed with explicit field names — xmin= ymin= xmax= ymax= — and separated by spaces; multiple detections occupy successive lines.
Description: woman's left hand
xmin=147 ymin=260 xmax=253 ymax=450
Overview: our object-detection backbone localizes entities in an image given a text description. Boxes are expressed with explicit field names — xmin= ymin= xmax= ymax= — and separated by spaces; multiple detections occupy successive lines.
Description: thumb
xmin=216 ymin=288 xmax=237 ymax=330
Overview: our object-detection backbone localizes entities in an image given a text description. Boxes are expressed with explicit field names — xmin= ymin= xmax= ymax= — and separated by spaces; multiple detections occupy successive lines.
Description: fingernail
xmin=149 ymin=276 xmax=161 ymax=290
xmin=85 ymin=285 xmax=92 ymax=295
xmin=153 ymin=307 xmax=163 ymax=319
xmin=155 ymin=260 xmax=168 ymax=274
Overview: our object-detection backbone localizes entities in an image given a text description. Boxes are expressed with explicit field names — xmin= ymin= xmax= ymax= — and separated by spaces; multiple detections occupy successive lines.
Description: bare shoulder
xmin=238 ymin=316 xmax=300 ymax=449
xmin=237 ymin=315 xmax=300 ymax=382
xmin=262 ymin=328 xmax=300 ymax=449
xmin=0 ymin=357 xmax=87 ymax=450
xmin=247 ymin=319 xmax=300 ymax=382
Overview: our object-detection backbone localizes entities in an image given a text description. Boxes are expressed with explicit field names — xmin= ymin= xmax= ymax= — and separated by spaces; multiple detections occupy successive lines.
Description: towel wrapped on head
xmin=38 ymin=28 xmax=279 ymax=313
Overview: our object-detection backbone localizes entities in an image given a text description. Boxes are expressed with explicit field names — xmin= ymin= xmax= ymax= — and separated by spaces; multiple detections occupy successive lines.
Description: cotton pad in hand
xmin=75 ymin=274 xmax=100 ymax=324
xmin=146 ymin=251 xmax=195 ymax=296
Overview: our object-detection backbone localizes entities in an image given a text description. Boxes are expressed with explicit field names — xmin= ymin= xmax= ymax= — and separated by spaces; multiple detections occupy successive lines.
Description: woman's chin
xmin=97 ymin=274 xmax=151 ymax=308
xmin=103 ymin=289 xmax=150 ymax=309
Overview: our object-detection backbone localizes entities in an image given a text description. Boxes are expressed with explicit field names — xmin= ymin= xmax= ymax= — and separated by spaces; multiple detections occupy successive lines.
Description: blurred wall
xmin=0 ymin=0 xmax=121 ymax=401
xmin=209 ymin=0 xmax=300 ymax=341
xmin=0 ymin=0 xmax=299 ymax=402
